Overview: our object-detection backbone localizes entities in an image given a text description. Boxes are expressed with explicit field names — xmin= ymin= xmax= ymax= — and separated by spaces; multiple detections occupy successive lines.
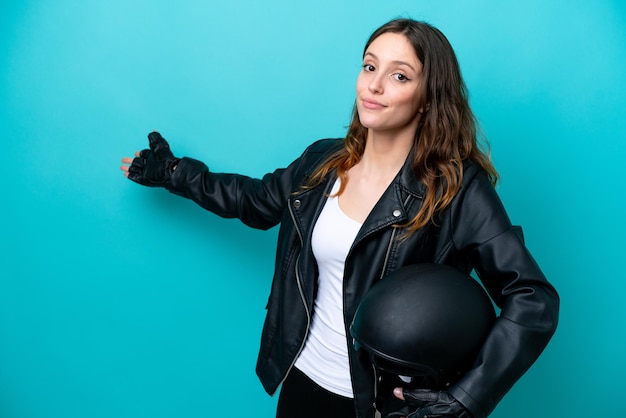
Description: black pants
xmin=276 ymin=367 xmax=356 ymax=418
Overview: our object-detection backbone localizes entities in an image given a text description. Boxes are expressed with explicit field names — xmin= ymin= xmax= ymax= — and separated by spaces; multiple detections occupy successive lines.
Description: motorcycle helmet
xmin=350 ymin=263 xmax=495 ymax=388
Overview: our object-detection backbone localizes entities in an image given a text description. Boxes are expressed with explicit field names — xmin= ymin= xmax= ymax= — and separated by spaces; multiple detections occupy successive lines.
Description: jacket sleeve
xmin=165 ymin=156 xmax=302 ymax=231
xmin=446 ymin=170 xmax=560 ymax=418
xmin=164 ymin=139 xmax=339 ymax=230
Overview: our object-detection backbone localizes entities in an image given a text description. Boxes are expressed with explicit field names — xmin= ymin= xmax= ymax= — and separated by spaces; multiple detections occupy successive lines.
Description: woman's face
xmin=356 ymin=32 xmax=426 ymax=137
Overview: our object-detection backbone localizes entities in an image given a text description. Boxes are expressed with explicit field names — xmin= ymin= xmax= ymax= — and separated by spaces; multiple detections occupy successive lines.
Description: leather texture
xmin=128 ymin=132 xmax=180 ymax=187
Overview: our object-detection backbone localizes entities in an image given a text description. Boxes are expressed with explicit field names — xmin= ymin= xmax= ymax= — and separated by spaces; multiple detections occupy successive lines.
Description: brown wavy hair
xmin=306 ymin=18 xmax=499 ymax=234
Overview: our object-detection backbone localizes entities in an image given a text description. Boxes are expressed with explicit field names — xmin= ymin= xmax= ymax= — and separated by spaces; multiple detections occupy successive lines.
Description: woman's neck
xmin=358 ymin=129 xmax=414 ymax=179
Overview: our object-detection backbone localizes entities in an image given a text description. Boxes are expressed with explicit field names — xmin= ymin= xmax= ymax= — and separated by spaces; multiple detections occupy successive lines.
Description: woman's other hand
xmin=393 ymin=387 xmax=473 ymax=418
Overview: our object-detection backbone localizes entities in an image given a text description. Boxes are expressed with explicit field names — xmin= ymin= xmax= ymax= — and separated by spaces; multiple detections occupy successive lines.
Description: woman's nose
xmin=368 ymin=75 xmax=384 ymax=94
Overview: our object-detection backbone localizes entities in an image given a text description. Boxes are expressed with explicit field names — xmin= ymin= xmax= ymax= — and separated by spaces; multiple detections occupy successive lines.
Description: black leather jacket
xmin=167 ymin=138 xmax=559 ymax=418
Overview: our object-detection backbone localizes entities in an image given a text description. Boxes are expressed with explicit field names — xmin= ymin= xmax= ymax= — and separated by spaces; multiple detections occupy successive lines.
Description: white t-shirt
xmin=294 ymin=179 xmax=362 ymax=397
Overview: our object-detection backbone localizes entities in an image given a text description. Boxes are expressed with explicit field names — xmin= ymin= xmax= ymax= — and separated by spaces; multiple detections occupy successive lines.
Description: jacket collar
xmin=293 ymin=139 xmax=427 ymax=245
xmin=394 ymin=150 xmax=426 ymax=198
xmin=352 ymin=149 xmax=426 ymax=242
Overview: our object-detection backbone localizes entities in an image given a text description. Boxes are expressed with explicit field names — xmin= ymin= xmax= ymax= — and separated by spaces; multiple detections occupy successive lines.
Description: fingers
xmin=148 ymin=131 xmax=163 ymax=143
xmin=394 ymin=387 xmax=405 ymax=400
xmin=120 ymin=153 xmax=143 ymax=177
xmin=148 ymin=131 xmax=168 ymax=151
xmin=402 ymin=389 xmax=440 ymax=405
xmin=120 ymin=155 xmax=138 ymax=171
xmin=120 ymin=158 xmax=130 ymax=174
xmin=126 ymin=157 xmax=146 ymax=183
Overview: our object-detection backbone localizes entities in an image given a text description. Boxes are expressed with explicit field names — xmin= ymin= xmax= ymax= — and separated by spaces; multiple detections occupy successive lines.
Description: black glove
xmin=402 ymin=389 xmax=472 ymax=418
xmin=127 ymin=131 xmax=180 ymax=187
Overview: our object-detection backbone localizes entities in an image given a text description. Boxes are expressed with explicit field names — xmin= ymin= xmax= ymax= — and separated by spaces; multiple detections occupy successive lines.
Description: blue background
xmin=1 ymin=1 xmax=624 ymax=417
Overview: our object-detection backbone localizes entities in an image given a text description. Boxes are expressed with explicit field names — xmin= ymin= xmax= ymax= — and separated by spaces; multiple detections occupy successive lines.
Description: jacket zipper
xmin=277 ymin=199 xmax=312 ymax=389
xmin=380 ymin=227 xmax=398 ymax=280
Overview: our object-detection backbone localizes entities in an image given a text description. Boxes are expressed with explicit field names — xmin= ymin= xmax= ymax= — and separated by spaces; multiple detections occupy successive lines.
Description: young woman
xmin=121 ymin=18 xmax=559 ymax=418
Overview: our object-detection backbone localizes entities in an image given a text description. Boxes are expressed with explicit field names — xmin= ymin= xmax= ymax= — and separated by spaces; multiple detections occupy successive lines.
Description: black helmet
xmin=350 ymin=263 xmax=495 ymax=388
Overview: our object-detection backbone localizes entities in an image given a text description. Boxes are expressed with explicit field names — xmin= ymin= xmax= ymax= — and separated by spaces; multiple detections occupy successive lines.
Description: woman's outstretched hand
xmin=120 ymin=131 xmax=180 ymax=187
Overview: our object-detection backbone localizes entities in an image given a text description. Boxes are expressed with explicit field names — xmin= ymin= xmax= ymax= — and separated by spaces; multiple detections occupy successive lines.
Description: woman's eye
xmin=393 ymin=73 xmax=409 ymax=82
xmin=362 ymin=64 xmax=375 ymax=72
